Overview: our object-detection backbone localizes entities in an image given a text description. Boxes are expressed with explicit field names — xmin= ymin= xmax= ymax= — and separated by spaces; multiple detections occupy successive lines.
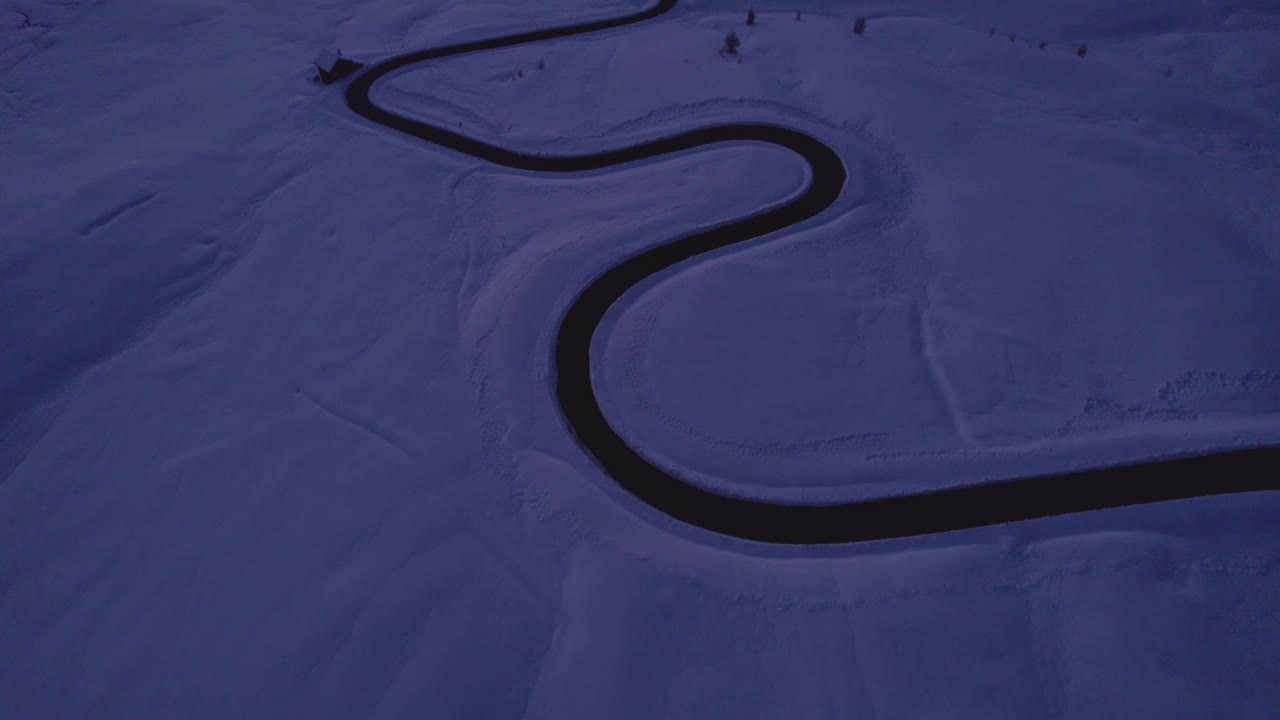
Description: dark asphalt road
xmin=346 ymin=0 xmax=1279 ymax=544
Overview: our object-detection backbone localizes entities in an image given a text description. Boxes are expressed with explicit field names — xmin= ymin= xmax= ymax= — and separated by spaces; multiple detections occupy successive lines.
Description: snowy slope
xmin=2 ymin=0 xmax=1278 ymax=717
xmin=381 ymin=3 xmax=1280 ymax=499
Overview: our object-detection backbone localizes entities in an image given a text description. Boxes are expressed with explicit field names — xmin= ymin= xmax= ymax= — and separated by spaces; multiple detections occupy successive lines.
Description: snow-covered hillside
xmin=2 ymin=0 xmax=1277 ymax=717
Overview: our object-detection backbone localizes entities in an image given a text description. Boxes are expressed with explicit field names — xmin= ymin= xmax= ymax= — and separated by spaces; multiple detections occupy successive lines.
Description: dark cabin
xmin=314 ymin=49 xmax=363 ymax=84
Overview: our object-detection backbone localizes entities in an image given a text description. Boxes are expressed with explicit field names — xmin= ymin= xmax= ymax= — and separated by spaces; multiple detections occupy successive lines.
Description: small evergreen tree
xmin=1077 ymin=43 xmax=1087 ymax=58
xmin=854 ymin=17 xmax=867 ymax=35
xmin=1039 ymin=40 xmax=1047 ymax=50
xmin=795 ymin=11 xmax=802 ymax=21
xmin=747 ymin=8 xmax=756 ymax=25
xmin=723 ymin=30 xmax=741 ymax=54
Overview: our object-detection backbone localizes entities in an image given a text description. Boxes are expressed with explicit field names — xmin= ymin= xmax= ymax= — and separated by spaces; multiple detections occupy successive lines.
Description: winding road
xmin=346 ymin=0 xmax=1280 ymax=544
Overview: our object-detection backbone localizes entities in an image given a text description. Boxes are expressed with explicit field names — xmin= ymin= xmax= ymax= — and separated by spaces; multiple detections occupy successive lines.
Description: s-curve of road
xmin=345 ymin=0 xmax=1279 ymax=545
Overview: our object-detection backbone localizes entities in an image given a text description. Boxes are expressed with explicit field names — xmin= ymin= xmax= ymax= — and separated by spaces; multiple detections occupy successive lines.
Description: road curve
xmin=346 ymin=0 xmax=1280 ymax=544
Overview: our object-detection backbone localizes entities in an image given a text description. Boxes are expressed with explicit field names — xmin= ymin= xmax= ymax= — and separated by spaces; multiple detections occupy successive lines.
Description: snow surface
xmin=2 ymin=0 xmax=1278 ymax=717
